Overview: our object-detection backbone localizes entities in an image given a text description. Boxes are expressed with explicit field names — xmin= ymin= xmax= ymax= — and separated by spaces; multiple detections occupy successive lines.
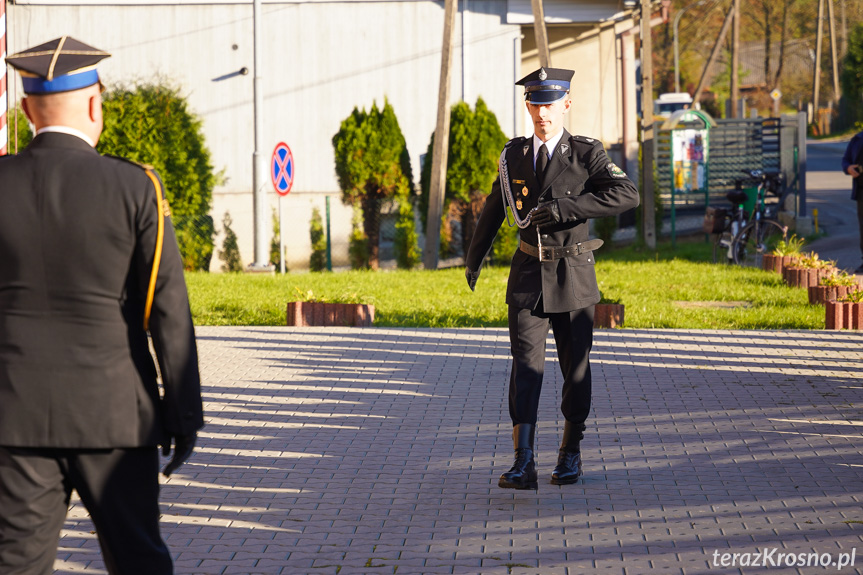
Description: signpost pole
xmin=279 ymin=195 xmax=285 ymax=274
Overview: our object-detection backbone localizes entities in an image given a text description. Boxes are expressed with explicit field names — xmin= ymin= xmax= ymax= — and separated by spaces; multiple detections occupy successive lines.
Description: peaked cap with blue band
xmin=516 ymin=67 xmax=574 ymax=104
xmin=5 ymin=36 xmax=110 ymax=95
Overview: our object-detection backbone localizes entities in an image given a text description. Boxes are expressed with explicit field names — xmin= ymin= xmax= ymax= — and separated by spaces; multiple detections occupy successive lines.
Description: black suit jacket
xmin=466 ymin=130 xmax=640 ymax=313
xmin=0 ymin=132 xmax=204 ymax=448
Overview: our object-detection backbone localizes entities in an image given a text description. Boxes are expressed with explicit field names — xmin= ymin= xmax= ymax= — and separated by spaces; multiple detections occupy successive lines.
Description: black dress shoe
xmin=550 ymin=449 xmax=582 ymax=485
xmin=499 ymin=447 xmax=538 ymax=490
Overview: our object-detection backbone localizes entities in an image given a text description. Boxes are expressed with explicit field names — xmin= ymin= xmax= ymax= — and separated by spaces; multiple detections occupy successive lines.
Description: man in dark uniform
xmin=841 ymin=130 xmax=863 ymax=273
xmin=465 ymin=67 xmax=639 ymax=490
xmin=0 ymin=37 xmax=204 ymax=574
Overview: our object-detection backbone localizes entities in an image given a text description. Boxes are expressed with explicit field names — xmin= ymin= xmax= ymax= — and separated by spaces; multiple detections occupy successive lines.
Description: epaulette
xmin=570 ymin=135 xmax=600 ymax=145
xmin=504 ymin=136 xmax=528 ymax=149
xmin=105 ymin=154 xmax=156 ymax=172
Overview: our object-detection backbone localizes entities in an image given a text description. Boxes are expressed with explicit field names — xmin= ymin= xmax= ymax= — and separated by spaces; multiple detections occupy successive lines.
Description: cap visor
xmin=525 ymin=90 xmax=567 ymax=104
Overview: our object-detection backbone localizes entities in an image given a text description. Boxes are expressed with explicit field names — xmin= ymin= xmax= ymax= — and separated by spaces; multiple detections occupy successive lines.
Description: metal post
xmin=797 ymin=111 xmax=807 ymax=216
xmin=279 ymin=195 xmax=285 ymax=274
xmin=423 ymin=0 xmax=457 ymax=270
xmin=640 ymin=0 xmax=656 ymax=249
xmin=730 ymin=0 xmax=740 ymax=118
xmin=325 ymin=196 xmax=332 ymax=272
xmin=251 ymin=0 xmax=269 ymax=269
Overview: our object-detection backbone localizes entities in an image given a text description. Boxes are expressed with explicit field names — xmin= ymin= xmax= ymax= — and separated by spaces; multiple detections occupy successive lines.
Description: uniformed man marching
xmin=465 ymin=67 xmax=639 ymax=489
xmin=0 ymin=38 xmax=203 ymax=574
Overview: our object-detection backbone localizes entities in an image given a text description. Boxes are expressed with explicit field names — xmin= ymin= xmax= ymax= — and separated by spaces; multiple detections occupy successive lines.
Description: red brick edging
xmin=286 ymin=302 xmax=375 ymax=327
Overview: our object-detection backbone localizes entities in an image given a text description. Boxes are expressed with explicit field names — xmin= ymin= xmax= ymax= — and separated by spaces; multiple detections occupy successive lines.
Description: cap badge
xmin=539 ymin=68 xmax=548 ymax=81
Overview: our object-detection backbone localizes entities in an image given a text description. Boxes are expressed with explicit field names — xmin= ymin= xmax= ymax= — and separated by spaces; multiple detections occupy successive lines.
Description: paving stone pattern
xmin=55 ymin=327 xmax=863 ymax=574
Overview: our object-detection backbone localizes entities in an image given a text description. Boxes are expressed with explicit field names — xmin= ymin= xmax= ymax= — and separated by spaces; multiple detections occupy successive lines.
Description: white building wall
xmin=6 ymin=0 xmax=520 ymax=270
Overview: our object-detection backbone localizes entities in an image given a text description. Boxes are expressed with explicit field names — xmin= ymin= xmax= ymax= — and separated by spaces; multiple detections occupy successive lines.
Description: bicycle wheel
xmin=712 ymin=231 xmax=735 ymax=264
xmin=732 ymin=220 xmax=787 ymax=267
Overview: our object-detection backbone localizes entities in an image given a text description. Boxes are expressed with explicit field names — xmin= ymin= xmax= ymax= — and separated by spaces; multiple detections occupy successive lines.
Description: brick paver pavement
xmin=53 ymin=327 xmax=862 ymax=575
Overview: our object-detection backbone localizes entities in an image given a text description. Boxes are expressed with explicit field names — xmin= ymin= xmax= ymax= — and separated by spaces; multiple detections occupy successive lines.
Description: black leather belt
xmin=519 ymin=239 xmax=604 ymax=261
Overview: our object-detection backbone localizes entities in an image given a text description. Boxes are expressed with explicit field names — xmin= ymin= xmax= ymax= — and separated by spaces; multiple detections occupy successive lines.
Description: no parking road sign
xmin=271 ymin=142 xmax=294 ymax=195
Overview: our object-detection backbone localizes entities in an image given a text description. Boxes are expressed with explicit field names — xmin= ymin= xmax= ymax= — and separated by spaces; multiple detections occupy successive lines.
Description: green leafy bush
xmin=594 ymin=216 xmax=618 ymax=244
xmin=394 ymin=200 xmax=421 ymax=269
xmin=98 ymin=81 xmax=216 ymax=270
xmin=6 ymin=105 xmax=32 ymax=153
xmin=821 ymin=271 xmax=860 ymax=287
xmin=771 ymin=234 xmax=805 ymax=256
xmin=309 ymin=207 xmax=328 ymax=272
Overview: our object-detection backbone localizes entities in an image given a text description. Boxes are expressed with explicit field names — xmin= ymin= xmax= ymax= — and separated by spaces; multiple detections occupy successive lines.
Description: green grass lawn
xmin=186 ymin=237 xmax=825 ymax=329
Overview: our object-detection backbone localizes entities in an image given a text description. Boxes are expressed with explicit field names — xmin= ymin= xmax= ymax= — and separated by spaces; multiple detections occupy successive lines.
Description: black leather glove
xmin=162 ymin=433 xmax=197 ymax=477
xmin=531 ymin=200 xmax=561 ymax=228
xmin=465 ymin=267 xmax=480 ymax=292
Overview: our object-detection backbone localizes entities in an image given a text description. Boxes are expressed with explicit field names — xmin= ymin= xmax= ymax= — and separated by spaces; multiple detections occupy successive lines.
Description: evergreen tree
xmin=98 ymin=82 xmax=216 ymax=271
xmin=332 ymin=99 xmax=414 ymax=270
xmin=219 ymin=212 xmax=243 ymax=272
xmin=394 ymin=199 xmax=421 ymax=269
xmin=420 ymin=97 xmax=508 ymax=258
xmin=309 ymin=207 xmax=328 ymax=272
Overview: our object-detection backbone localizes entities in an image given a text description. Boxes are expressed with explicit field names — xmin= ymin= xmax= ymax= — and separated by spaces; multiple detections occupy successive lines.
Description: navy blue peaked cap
xmin=5 ymin=36 xmax=110 ymax=95
xmin=516 ymin=67 xmax=573 ymax=104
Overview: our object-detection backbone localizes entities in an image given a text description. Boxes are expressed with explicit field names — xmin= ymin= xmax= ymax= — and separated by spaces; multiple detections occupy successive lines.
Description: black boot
xmin=498 ymin=424 xmax=538 ymax=490
xmin=550 ymin=422 xmax=582 ymax=485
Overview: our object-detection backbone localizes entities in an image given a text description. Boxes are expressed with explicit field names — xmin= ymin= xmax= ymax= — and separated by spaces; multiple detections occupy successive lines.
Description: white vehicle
xmin=655 ymin=92 xmax=694 ymax=117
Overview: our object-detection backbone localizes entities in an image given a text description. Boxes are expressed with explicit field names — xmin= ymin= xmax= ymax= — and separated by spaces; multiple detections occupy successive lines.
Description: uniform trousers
xmin=507 ymin=302 xmax=594 ymax=439
xmin=857 ymin=194 xmax=863 ymax=262
xmin=0 ymin=446 xmax=172 ymax=575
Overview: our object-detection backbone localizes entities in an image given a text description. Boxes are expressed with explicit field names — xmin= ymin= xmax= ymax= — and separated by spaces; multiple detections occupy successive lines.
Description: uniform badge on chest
xmin=522 ymin=186 xmax=529 ymax=197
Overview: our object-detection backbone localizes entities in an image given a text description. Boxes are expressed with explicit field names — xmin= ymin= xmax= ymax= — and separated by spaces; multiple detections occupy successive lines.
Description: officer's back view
xmin=0 ymin=37 xmax=204 ymax=575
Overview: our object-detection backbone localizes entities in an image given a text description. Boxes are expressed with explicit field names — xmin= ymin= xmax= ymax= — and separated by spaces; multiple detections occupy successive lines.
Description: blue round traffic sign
xmin=271 ymin=142 xmax=294 ymax=195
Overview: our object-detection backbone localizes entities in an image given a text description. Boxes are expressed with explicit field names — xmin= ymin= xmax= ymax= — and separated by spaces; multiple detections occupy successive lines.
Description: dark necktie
xmin=536 ymin=143 xmax=549 ymax=187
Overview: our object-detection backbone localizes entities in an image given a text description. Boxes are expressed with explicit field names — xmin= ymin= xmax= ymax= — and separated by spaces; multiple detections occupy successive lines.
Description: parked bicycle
xmin=704 ymin=169 xmax=789 ymax=267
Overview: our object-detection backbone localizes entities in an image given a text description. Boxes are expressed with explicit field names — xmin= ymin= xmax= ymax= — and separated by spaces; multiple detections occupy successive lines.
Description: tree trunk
xmin=362 ymin=193 xmax=381 ymax=270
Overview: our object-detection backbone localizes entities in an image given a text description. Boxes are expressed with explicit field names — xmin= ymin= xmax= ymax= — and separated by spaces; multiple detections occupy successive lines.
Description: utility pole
xmin=730 ymin=0 xmax=740 ymax=118
xmin=423 ymin=0 xmax=457 ymax=271
xmin=828 ymin=0 xmax=840 ymax=103
xmin=531 ymin=0 xmax=551 ymax=67
xmin=693 ymin=5 xmax=733 ymax=105
xmin=812 ymin=0 xmax=824 ymax=121
xmin=251 ymin=0 xmax=270 ymax=269
xmin=640 ymin=0 xmax=655 ymax=249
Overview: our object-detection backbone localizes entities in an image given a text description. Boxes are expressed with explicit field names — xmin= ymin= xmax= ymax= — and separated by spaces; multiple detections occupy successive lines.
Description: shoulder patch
xmin=606 ymin=162 xmax=627 ymax=178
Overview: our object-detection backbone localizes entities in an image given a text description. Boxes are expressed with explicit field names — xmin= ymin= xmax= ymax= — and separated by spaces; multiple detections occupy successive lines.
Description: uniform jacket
xmin=0 ymin=132 xmax=204 ymax=448
xmin=841 ymin=131 xmax=863 ymax=201
xmin=465 ymin=130 xmax=640 ymax=313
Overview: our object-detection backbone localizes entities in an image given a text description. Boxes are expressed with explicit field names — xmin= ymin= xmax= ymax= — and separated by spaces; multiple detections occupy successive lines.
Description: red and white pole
xmin=1 ymin=0 xmax=7 ymax=156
